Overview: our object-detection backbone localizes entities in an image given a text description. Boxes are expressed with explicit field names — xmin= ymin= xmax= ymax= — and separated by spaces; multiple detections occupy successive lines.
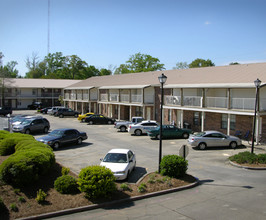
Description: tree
xmin=115 ymin=53 xmax=165 ymax=74
xmin=229 ymin=62 xmax=240 ymax=65
xmin=189 ymin=58 xmax=215 ymax=68
xmin=173 ymin=62 xmax=189 ymax=70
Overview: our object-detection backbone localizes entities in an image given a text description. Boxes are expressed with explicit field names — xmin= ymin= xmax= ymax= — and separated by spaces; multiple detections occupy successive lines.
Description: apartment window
xmin=193 ymin=112 xmax=200 ymax=126
xmin=135 ymin=106 xmax=143 ymax=116
xmin=32 ymin=89 xmax=37 ymax=95
xmin=221 ymin=114 xmax=236 ymax=130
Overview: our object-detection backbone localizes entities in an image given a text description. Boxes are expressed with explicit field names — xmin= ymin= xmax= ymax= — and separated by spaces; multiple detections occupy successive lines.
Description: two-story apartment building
xmin=63 ymin=63 xmax=266 ymax=143
xmin=1 ymin=78 xmax=81 ymax=109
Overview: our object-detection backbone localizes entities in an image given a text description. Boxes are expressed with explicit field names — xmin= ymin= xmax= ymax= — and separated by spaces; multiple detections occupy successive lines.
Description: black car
xmin=36 ymin=128 xmax=87 ymax=150
xmin=28 ymin=102 xmax=42 ymax=110
xmin=54 ymin=108 xmax=80 ymax=118
xmin=84 ymin=114 xmax=116 ymax=125
xmin=0 ymin=106 xmax=12 ymax=116
xmin=40 ymin=107 xmax=52 ymax=114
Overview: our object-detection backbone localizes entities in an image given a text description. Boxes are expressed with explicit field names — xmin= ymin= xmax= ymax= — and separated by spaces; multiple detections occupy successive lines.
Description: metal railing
xmin=206 ymin=97 xmax=228 ymax=108
xmin=231 ymin=98 xmax=255 ymax=110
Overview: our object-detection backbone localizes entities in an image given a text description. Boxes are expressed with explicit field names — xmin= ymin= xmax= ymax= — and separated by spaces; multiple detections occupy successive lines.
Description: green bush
xmin=9 ymin=203 xmax=18 ymax=212
xmin=0 ymin=146 xmax=55 ymax=186
xmin=61 ymin=167 xmax=70 ymax=175
xmin=0 ymin=130 xmax=10 ymax=140
xmin=77 ymin=165 xmax=116 ymax=199
xmin=229 ymin=152 xmax=266 ymax=164
xmin=35 ymin=189 xmax=47 ymax=204
xmin=54 ymin=175 xmax=78 ymax=194
xmin=138 ymin=183 xmax=147 ymax=193
xmin=160 ymin=155 xmax=188 ymax=178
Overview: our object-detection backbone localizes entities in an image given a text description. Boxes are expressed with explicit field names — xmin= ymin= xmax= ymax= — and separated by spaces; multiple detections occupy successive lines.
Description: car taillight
xmin=129 ymin=125 xmax=132 ymax=128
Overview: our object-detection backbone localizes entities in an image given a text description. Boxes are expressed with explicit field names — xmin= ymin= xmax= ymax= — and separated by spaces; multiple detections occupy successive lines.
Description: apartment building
xmin=64 ymin=63 xmax=266 ymax=143
xmin=1 ymin=78 xmax=81 ymax=109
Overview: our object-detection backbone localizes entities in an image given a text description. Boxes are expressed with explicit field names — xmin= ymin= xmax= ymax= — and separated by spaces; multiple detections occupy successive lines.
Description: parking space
xmin=2 ymin=110 xmax=264 ymax=183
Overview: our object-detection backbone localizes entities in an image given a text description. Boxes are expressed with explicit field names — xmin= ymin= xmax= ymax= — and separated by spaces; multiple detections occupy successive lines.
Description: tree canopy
xmin=0 ymin=52 xmax=19 ymax=78
xmin=188 ymin=58 xmax=215 ymax=68
xmin=114 ymin=53 xmax=165 ymax=74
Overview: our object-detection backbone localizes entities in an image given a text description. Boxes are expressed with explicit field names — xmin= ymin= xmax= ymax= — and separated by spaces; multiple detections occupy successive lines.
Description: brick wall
xmin=261 ymin=116 xmax=266 ymax=143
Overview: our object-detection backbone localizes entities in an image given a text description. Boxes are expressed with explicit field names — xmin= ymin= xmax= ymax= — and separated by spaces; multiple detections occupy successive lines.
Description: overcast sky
xmin=1 ymin=0 xmax=266 ymax=76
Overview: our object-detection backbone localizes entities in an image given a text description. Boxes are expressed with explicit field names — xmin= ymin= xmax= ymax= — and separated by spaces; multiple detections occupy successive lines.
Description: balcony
xmin=110 ymin=94 xmax=119 ymax=102
xmin=183 ymin=96 xmax=202 ymax=107
xmin=121 ymin=94 xmax=130 ymax=103
xmin=131 ymin=94 xmax=142 ymax=103
xmin=231 ymin=98 xmax=255 ymax=110
xmin=206 ymin=97 xmax=228 ymax=109
xmin=101 ymin=94 xmax=108 ymax=101
xmin=165 ymin=96 xmax=181 ymax=106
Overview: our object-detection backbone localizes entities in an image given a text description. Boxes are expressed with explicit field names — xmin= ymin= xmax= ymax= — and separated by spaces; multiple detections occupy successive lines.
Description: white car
xmin=47 ymin=106 xmax=64 ymax=115
xmin=187 ymin=130 xmax=242 ymax=150
xmin=128 ymin=120 xmax=158 ymax=136
xmin=100 ymin=149 xmax=136 ymax=180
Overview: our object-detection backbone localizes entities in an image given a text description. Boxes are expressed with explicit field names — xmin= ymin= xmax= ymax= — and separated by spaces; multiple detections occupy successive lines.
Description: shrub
xmin=0 ymin=130 xmax=10 ymax=140
xmin=61 ymin=167 xmax=70 ymax=175
xmin=35 ymin=189 xmax=47 ymax=204
xmin=10 ymin=203 xmax=18 ymax=212
xmin=160 ymin=155 xmax=188 ymax=178
xmin=0 ymin=146 xmax=55 ymax=186
xmin=18 ymin=196 xmax=26 ymax=203
xmin=120 ymin=183 xmax=132 ymax=191
xmin=54 ymin=175 xmax=78 ymax=194
xmin=77 ymin=165 xmax=116 ymax=199
xmin=229 ymin=151 xmax=258 ymax=164
xmin=257 ymin=154 xmax=266 ymax=164
xmin=138 ymin=183 xmax=147 ymax=193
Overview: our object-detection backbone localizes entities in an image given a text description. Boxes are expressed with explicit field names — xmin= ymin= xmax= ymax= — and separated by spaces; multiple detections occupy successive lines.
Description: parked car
xmin=40 ymin=107 xmax=52 ymax=114
xmin=47 ymin=106 xmax=64 ymax=115
xmin=36 ymin=128 xmax=87 ymax=150
xmin=12 ymin=117 xmax=50 ymax=134
xmin=187 ymin=130 xmax=242 ymax=150
xmin=11 ymin=115 xmax=42 ymax=127
xmin=27 ymin=102 xmax=42 ymax=110
xmin=78 ymin=112 xmax=94 ymax=122
xmin=54 ymin=108 xmax=80 ymax=118
xmin=147 ymin=125 xmax=192 ymax=139
xmin=0 ymin=106 xmax=12 ymax=116
xmin=114 ymin=116 xmax=144 ymax=132
xmin=85 ymin=114 xmax=116 ymax=125
xmin=128 ymin=120 xmax=158 ymax=136
xmin=100 ymin=148 xmax=136 ymax=180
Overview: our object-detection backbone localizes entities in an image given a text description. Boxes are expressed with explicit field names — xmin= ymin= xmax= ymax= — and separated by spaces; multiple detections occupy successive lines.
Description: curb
xmin=18 ymin=176 xmax=200 ymax=220
xmin=229 ymin=160 xmax=266 ymax=170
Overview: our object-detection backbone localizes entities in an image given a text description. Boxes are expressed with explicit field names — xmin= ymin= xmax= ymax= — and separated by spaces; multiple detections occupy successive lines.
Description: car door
xmin=31 ymin=119 xmax=43 ymax=132
xmin=61 ymin=130 xmax=76 ymax=144
xmin=211 ymin=133 xmax=227 ymax=146
xmin=167 ymin=125 xmax=178 ymax=138
xmin=142 ymin=122 xmax=158 ymax=133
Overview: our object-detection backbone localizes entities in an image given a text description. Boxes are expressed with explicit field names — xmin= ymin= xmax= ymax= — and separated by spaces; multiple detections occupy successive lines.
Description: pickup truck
xmin=0 ymin=106 xmax=12 ymax=116
xmin=114 ymin=117 xmax=144 ymax=132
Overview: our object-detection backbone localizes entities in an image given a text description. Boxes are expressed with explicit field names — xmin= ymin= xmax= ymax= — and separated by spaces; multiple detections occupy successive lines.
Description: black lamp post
xmin=158 ymin=73 xmax=167 ymax=172
xmin=251 ymin=78 xmax=261 ymax=154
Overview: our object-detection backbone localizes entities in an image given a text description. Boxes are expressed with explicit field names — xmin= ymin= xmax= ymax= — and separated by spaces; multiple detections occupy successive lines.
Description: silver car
xmin=187 ymin=130 xmax=242 ymax=150
xmin=128 ymin=120 xmax=158 ymax=136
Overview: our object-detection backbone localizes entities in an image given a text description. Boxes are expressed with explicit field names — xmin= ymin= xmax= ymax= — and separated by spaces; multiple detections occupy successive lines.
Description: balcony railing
xmin=4 ymin=92 xmax=62 ymax=98
xmin=165 ymin=96 xmax=181 ymax=106
xmin=183 ymin=96 xmax=202 ymax=107
xmin=110 ymin=94 xmax=119 ymax=102
xmin=77 ymin=93 xmax=82 ymax=100
xmin=206 ymin=97 xmax=228 ymax=108
xmin=101 ymin=94 xmax=108 ymax=101
xmin=121 ymin=94 xmax=130 ymax=103
xmin=131 ymin=94 xmax=142 ymax=103
xmin=231 ymin=98 xmax=255 ymax=110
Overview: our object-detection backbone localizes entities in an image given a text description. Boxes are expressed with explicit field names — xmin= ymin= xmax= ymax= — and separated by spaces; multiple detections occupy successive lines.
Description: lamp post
xmin=158 ymin=73 xmax=167 ymax=172
xmin=251 ymin=78 xmax=261 ymax=154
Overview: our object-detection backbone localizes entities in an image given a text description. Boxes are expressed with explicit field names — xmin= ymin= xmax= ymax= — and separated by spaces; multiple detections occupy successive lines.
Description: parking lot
xmin=1 ymin=110 xmax=264 ymax=183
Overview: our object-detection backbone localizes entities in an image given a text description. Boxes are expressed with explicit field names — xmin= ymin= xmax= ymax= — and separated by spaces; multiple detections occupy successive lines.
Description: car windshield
xmin=193 ymin=132 xmax=206 ymax=137
xmin=103 ymin=153 xmax=127 ymax=163
xmin=21 ymin=119 xmax=32 ymax=125
xmin=48 ymin=130 xmax=65 ymax=137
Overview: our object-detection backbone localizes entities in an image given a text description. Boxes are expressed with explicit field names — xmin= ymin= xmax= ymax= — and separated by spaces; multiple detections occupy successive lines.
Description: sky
xmin=1 ymin=0 xmax=266 ymax=76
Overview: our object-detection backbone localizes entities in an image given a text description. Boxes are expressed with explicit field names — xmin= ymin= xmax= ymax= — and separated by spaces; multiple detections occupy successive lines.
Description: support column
xmin=180 ymin=110 xmax=184 ymax=128
xmin=201 ymin=112 xmax=205 ymax=132
xmin=129 ymin=106 xmax=132 ymax=119
xmin=227 ymin=114 xmax=231 ymax=135
xmin=118 ymin=105 xmax=121 ymax=120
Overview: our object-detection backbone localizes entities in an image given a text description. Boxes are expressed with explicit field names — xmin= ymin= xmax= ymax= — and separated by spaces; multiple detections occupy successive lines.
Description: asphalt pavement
xmin=1 ymin=111 xmax=266 ymax=220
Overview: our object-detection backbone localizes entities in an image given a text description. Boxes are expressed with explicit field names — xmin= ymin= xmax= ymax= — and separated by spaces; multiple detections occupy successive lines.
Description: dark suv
xmin=12 ymin=118 xmax=50 ymax=134
xmin=0 ymin=106 xmax=12 ymax=116
xmin=55 ymin=108 xmax=80 ymax=118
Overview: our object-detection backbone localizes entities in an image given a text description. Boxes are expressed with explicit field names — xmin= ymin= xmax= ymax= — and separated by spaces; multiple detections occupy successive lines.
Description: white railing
xmin=109 ymin=94 xmax=119 ymax=102
xmin=165 ymin=96 xmax=181 ymax=106
xmin=183 ymin=96 xmax=202 ymax=107
xmin=64 ymin=93 xmax=70 ymax=99
xmin=70 ymin=94 xmax=76 ymax=100
xmin=260 ymin=98 xmax=266 ymax=111
xmin=206 ymin=97 xmax=228 ymax=108
xmin=100 ymin=94 xmax=108 ymax=101
xmin=131 ymin=94 xmax=142 ymax=103
xmin=83 ymin=93 xmax=89 ymax=100
xmin=231 ymin=98 xmax=255 ymax=110
xmin=121 ymin=94 xmax=130 ymax=103
xmin=77 ymin=93 xmax=82 ymax=100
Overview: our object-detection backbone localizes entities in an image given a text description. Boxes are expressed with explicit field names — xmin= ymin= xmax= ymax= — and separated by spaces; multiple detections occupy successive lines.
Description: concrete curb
xmin=229 ymin=160 xmax=266 ymax=170
xmin=18 ymin=176 xmax=200 ymax=220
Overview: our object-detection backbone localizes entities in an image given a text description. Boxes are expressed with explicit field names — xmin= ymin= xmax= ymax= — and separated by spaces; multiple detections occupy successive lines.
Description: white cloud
xmin=204 ymin=21 xmax=211 ymax=25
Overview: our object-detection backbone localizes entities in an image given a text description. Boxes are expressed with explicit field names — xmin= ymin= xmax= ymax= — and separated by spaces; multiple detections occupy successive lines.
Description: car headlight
xmin=114 ymin=171 xmax=126 ymax=174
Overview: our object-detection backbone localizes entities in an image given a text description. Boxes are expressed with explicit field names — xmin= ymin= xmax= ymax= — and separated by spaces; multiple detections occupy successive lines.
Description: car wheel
xmin=89 ymin=121 xmax=93 ymax=125
xmin=44 ymin=127 xmax=49 ymax=133
xmin=198 ymin=142 xmax=207 ymax=150
xmin=74 ymin=113 xmax=78 ymax=117
xmin=25 ymin=129 xmax=30 ymax=134
xmin=182 ymin=133 xmax=189 ymax=139
xmin=77 ymin=137 xmax=82 ymax=145
xmin=230 ymin=141 xmax=237 ymax=149
xmin=81 ymin=118 xmax=85 ymax=123
xmin=59 ymin=114 xmax=64 ymax=118
xmin=53 ymin=142 xmax=60 ymax=150
xmin=156 ymin=134 xmax=160 ymax=140
xmin=107 ymin=120 xmax=112 ymax=125
xmin=135 ymin=129 xmax=142 ymax=136
xmin=120 ymin=126 xmax=127 ymax=132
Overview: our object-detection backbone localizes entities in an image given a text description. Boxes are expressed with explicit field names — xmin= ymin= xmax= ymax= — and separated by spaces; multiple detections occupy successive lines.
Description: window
xmin=193 ymin=112 xmax=200 ymax=126
xmin=135 ymin=107 xmax=142 ymax=116
xmin=221 ymin=114 xmax=236 ymax=130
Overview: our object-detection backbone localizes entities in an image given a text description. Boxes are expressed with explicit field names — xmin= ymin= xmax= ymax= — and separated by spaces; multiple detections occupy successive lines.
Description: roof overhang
xmin=99 ymin=85 xmax=151 ymax=89
xmin=64 ymin=86 xmax=95 ymax=90
xmin=164 ymin=83 xmax=258 ymax=89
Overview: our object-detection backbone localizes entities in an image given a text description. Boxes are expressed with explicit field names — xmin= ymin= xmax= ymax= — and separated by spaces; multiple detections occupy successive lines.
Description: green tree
xmin=229 ymin=62 xmax=240 ymax=65
xmin=115 ymin=53 xmax=165 ymax=74
xmin=189 ymin=58 xmax=215 ymax=68
xmin=173 ymin=62 xmax=189 ymax=69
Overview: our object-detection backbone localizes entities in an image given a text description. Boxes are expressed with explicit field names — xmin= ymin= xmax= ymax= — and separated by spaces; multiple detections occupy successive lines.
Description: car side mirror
xmin=100 ymin=158 xmax=103 ymax=161
xmin=129 ymin=159 xmax=133 ymax=163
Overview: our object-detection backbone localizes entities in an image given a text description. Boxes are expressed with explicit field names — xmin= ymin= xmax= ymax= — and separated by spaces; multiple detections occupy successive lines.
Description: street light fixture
xmin=158 ymin=73 xmax=167 ymax=172
xmin=251 ymin=78 xmax=261 ymax=154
